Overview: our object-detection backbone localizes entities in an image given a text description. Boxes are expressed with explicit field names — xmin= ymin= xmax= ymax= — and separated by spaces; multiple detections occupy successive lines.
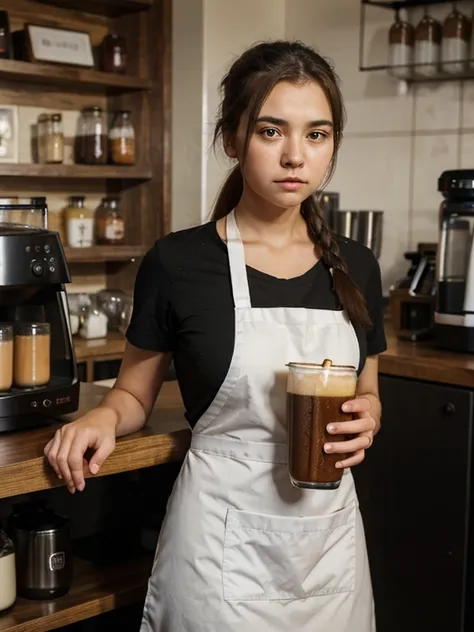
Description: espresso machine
xmin=435 ymin=169 xmax=474 ymax=353
xmin=0 ymin=200 xmax=79 ymax=432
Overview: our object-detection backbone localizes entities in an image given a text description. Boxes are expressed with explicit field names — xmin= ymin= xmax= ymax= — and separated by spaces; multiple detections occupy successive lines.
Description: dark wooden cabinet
xmin=353 ymin=374 xmax=474 ymax=632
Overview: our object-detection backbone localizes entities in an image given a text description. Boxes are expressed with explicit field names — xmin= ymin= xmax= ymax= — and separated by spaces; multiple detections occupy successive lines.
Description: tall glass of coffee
xmin=0 ymin=324 xmax=13 ymax=392
xmin=287 ymin=359 xmax=357 ymax=490
xmin=14 ymin=323 xmax=51 ymax=388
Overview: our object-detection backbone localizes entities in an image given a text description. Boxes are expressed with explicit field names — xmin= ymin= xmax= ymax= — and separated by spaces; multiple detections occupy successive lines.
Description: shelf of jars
xmin=0 ymin=59 xmax=152 ymax=93
xmin=64 ymin=245 xmax=148 ymax=262
xmin=360 ymin=0 xmax=474 ymax=84
xmin=0 ymin=164 xmax=151 ymax=179
xmin=36 ymin=0 xmax=154 ymax=18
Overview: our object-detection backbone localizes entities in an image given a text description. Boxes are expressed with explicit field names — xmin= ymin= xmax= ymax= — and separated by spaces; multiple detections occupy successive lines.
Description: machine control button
xmin=49 ymin=266 xmax=55 ymax=273
xmin=32 ymin=262 xmax=45 ymax=276
xmin=35 ymin=245 xmax=40 ymax=252
xmin=25 ymin=245 xmax=31 ymax=253
xmin=30 ymin=401 xmax=38 ymax=408
xmin=44 ymin=245 xmax=51 ymax=253
xmin=43 ymin=399 xmax=51 ymax=408
xmin=49 ymin=257 xmax=55 ymax=263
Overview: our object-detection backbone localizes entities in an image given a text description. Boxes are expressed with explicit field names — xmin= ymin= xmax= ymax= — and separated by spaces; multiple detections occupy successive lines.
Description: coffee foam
xmin=287 ymin=370 xmax=356 ymax=397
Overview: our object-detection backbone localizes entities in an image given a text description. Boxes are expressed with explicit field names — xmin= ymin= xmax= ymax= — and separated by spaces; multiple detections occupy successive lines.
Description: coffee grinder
xmin=0 ymin=199 xmax=79 ymax=432
xmin=435 ymin=169 xmax=474 ymax=352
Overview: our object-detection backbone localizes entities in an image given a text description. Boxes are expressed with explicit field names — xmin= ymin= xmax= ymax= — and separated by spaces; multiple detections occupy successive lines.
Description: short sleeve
xmin=125 ymin=244 xmax=175 ymax=352
xmin=365 ymin=256 xmax=387 ymax=356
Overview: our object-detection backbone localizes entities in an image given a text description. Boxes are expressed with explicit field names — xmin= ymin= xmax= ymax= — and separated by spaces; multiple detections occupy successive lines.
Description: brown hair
xmin=211 ymin=40 xmax=371 ymax=328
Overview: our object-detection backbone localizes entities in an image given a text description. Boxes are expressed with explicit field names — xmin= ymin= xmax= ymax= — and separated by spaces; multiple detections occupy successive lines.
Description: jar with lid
xmin=95 ymin=196 xmax=125 ymax=244
xmin=414 ymin=9 xmax=442 ymax=76
xmin=79 ymin=294 xmax=108 ymax=340
xmin=82 ymin=107 xmax=108 ymax=165
xmin=109 ymin=110 xmax=136 ymax=165
xmin=36 ymin=114 xmax=48 ymax=163
xmin=65 ymin=196 xmax=94 ymax=248
xmin=441 ymin=3 xmax=471 ymax=74
xmin=100 ymin=33 xmax=127 ymax=74
xmin=388 ymin=9 xmax=415 ymax=78
xmin=0 ymin=529 xmax=16 ymax=612
xmin=44 ymin=113 xmax=64 ymax=164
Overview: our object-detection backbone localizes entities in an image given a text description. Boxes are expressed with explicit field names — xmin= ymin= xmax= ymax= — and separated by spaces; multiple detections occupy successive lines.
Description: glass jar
xmin=44 ymin=113 xmax=64 ymax=164
xmin=79 ymin=295 xmax=108 ymax=340
xmin=36 ymin=114 xmax=48 ymax=163
xmin=0 ymin=529 xmax=16 ymax=612
xmin=109 ymin=110 xmax=136 ymax=165
xmin=414 ymin=9 xmax=442 ymax=76
xmin=83 ymin=107 xmax=108 ymax=165
xmin=441 ymin=5 xmax=471 ymax=74
xmin=0 ymin=324 xmax=13 ymax=392
xmin=388 ymin=9 xmax=415 ymax=79
xmin=14 ymin=322 xmax=51 ymax=388
xmin=100 ymin=33 xmax=127 ymax=74
xmin=95 ymin=196 xmax=125 ymax=244
xmin=65 ymin=196 xmax=94 ymax=248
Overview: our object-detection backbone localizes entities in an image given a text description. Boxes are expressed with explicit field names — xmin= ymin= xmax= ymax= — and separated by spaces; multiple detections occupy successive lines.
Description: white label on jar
xmin=441 ymin=37 xmax=468 ymax=73
xmin=67 ymin=218 xmax=94 ymax=248
xmin=109 ymin=127 xmax=135 ymax=140
xmin=0 ymin=553 xmax=16 ymax=611
xmin=415 ymin=41 xmax=440 ymax=76
xmin=388 ymin=43 xmax=413 ymax=78
xmin=105 ymin=220 xmax=124 ymax=241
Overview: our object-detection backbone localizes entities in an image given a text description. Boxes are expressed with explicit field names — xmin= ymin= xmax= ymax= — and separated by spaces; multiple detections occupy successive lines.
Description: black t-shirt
xmin=126 ymin=221 xmax=387 ymax=427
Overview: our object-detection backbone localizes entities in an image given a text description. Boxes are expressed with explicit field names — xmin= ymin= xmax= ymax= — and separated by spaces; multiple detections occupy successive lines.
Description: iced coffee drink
xmin=287 ymin=359 xmax=357 ymax=490
xmin=0 ymin=325 xmax=13 ymax=392
xmin=14 ymin=323 xmax=51 ymax=388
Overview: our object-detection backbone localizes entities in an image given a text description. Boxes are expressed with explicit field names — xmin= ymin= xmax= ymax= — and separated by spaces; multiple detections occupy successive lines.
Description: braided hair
xmin=211 ymin=40 xmax=371 ymax=328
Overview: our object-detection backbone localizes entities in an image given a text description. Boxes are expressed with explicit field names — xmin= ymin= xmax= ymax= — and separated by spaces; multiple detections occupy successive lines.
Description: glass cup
xmin=0 ymin=324 xmax=13 ymax=392
xmin=14 ymin=323 xmax=51 ymax=388
xmin=286 ymin=359 xmax=357 ymax=490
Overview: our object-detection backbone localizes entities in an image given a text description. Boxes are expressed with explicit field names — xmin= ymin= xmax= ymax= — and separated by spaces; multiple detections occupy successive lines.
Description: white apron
xmin=140 ymin=210 xmax=375 ymax=632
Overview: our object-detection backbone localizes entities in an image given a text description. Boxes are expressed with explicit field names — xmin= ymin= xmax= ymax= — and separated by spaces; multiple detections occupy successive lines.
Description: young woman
xmin=45 ymin=40 xmax=386 ymax=631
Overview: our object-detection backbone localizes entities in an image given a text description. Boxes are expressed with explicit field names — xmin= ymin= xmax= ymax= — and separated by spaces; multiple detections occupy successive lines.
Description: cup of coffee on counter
xmin=0 ymin=324 xmax=13 ymax=392
xmin=14 ymin=323 xmax=51 ymax=388
xmin=286 ymin=359 xmax=356 ymax=490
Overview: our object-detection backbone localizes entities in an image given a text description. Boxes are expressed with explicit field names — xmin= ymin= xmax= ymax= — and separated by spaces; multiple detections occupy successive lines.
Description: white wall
xmin=172 ymin=0 xmax=474 ymax=291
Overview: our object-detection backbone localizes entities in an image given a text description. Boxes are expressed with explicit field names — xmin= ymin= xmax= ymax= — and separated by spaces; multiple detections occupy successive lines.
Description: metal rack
xmin=359 ymin=0 xmax=474 ymax=87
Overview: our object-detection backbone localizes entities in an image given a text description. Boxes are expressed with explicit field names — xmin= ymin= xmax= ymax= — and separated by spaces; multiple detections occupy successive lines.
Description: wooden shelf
xmin=362 ymin=0 xmax=456 ymax=9
xmin=37 ymin=0 xmax=153 ymax=17
xmin=0 ymin=554 xmax=152 ymax=632
xmin=0 ymin=164 xmax=151 ymax=180
xmin=73 ymin=332 xmax=126 ymax=362
xmin=0 ymin=59 xmax=151 ymax=93
xmin=0 ymin=382 xmax=190 ymax=499
xmin=64 ymin=245 xmax=148 ymax=263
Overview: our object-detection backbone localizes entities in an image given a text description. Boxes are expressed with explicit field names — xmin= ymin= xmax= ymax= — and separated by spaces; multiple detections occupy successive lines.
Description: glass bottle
xmin=65 ymin=196 xmax=95 ymax=248
xmin=95 ymin=196 xmax=125 ymax=244
xmin=83 ymin=107 xmax=108 ymax=165
xmin=100 ymin=33 xmax=127 ymax=74
xmin=441 ymin=3 xmax=471 ymax=74
xmin=109 ymin=110 xmax=136 ymax=165
xmin=388 ymin=9 xmax=415 ymax=79
xmin=414 ymin=8 xmax=442 ymax=76
xmin=0 ymin=529 xmax=16 ymax=612
xmin=44 ymin=113 xmax=64 ymax=164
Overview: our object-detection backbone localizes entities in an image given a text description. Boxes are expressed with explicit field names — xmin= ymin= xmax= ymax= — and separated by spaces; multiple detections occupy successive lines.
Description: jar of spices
xmin=95 ymin=196 xmax=125 ymax=244
xmin=65 ymin=196 xmax=94 ymax=248
xmin=44 ymin=113 xmax=64 ymax=164
xmin=83 ymin=107 xmax=108 ymax=165
xmin=388 ymin=9 xmax=415 ymax=79
xmin=109 ymin=111 xmax=136 ymax=165
xmin=441 ymin=4 xmax=471 ymax=74
xmin=414 ymin=9 xmax=442 ymax=76
xmin=100 ymin=33 xmax=127 ymax=74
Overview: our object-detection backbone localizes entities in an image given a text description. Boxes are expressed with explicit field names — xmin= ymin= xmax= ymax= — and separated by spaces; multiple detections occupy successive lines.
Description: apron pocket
xmin=222 ymin=501 xmax=356 ymax=602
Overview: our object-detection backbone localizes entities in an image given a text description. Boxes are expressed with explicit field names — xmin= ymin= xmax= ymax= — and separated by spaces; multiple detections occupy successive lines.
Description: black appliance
xmin=0 ymin=200 xmax=79 ymax=432
xmin=435 ymin=169 xmax=474 ymax=352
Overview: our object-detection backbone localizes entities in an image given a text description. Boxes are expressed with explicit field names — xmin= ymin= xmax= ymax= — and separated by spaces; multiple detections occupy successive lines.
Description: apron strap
xmin=226 ymin=210 xmax=251 ymax=308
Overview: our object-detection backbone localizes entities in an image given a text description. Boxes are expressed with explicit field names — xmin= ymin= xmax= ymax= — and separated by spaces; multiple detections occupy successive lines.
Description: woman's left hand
xmin=324 ymin=394 xmax=379 ymax=469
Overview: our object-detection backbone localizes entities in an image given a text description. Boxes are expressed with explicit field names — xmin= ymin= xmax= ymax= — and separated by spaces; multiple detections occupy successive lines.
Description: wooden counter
xmin=380 ymin=324 xmax=474 ymax=389
xmin=0 ymin=381 xmax=190 ymax=500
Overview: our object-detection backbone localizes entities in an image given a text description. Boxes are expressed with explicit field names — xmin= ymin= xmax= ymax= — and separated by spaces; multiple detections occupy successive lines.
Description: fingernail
xmin=69 ymin=487 xmax=76 ymax=494
xmin=324 ymin=443 xmax=332 ymax=452
xmin=57 ymin=473 xmax=62 ymax=479
xmin=90 ymin=463 xmax=99 ymax=475
xmin=342 ymin=403 xmax=351 ymax=412
xmin=327 ymin=424 xmax=335 ymax=433
xmin=77 ymin=483 xmax=85 ymax=492
xmin=335 ymin=461 xmax=343 ymax=469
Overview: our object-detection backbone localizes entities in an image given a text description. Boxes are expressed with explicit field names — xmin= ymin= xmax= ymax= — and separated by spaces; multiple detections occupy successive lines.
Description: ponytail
xmin=301 ymin=196 xmax=371 ymax=328
xmin=211 ymin=165 xmax=243 ymax=220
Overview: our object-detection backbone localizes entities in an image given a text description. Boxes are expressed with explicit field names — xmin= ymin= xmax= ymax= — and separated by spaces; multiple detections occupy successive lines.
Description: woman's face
xmin=227 ymin=79 xmax=335 ymax=209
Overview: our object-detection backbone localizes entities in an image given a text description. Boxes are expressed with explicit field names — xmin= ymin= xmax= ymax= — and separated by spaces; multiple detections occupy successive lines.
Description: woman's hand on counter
xmin=44 ymin=409 xmax=118 ymax=494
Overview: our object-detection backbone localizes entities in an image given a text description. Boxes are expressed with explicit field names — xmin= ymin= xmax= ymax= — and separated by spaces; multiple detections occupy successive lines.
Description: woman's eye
xmin=309 ymin=131 xmax=325 ymax=141
xmin=262 ymin=128 xmax=279 ymax=138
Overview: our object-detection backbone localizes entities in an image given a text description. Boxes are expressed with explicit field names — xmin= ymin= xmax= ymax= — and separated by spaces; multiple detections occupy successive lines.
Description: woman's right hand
xmin=44 ymin=408 xmax=118 ymax=494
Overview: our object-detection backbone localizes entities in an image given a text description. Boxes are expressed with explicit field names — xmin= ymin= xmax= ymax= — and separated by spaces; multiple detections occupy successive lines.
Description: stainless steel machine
xmin=0 ymin=200 xmax=79 ymax=432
